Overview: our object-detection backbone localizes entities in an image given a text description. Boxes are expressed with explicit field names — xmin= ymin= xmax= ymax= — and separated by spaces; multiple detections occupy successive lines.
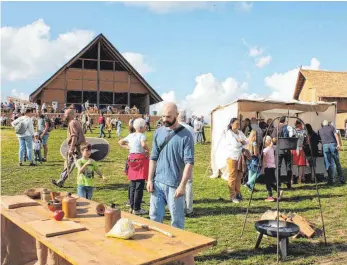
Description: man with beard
xmin=52 ymin=109 xmax=86 ymax=187
xmin=147 ymin=103 xmax=194 ymax=229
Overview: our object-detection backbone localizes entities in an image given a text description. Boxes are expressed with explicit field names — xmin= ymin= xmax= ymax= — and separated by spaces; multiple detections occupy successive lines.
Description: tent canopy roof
xmin=211 ymin=98 xmax=337 ymax=114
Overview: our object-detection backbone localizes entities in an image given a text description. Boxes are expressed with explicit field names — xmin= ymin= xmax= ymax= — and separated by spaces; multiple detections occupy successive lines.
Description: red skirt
xmin=127 ymin=153 xmax=149 ymax=181
xmin=291 ymin=149 xmax=306 ymax=166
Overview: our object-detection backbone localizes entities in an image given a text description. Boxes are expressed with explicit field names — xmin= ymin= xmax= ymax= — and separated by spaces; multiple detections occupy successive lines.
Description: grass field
xmin=1 ymin=126 xmax=347 ymax=265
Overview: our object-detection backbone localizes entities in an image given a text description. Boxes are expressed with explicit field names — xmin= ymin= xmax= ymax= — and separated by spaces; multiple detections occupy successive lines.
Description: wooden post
xmin=64 ymin=69 xmax=67 ymax=104
xmin=82 ymin=59 xmax=84 ymax=104
xmin=127 ymin=73 xmax=131 ymax=107
xmin=145 ymin=94 xmax=150 ymax=114
xmin=97 ymin=40 xmax=101 ymax=108
xmin=112 ymin=61 xmax=115 ymax=105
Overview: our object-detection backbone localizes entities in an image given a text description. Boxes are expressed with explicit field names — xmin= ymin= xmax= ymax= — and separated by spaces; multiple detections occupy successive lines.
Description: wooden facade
xmin=30 ymin=34 xmax=162 ymax=114
xmin=293 ymin=69 xmax=347 ymax=129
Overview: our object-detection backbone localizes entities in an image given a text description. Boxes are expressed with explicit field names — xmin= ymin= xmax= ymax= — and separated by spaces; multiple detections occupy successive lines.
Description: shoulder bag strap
xmin=157 ymin=126 xmax=185 ymax=157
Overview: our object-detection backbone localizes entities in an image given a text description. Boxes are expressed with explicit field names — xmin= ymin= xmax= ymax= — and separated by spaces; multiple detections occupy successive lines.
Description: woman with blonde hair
xmin=244 ymin=130 xmax=261 ymax=192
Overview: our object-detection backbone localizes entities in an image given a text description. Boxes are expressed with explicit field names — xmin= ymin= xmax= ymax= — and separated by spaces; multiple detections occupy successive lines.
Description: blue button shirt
xmin=150 ymin=126 xmax=194 ymax=187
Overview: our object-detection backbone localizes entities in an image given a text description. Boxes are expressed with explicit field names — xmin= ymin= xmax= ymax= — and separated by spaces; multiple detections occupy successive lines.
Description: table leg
xmin=35 ymin=240 xmax=48 ymax=265
xmin=279 ymin=238 xmax=287 ymax=259
xmin=255 ymin=233 xmax=263 ymax=249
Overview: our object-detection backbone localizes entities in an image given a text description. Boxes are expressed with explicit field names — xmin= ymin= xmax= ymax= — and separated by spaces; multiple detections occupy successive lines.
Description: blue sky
xmin=2 ymin=1 xmax=347 ymax=115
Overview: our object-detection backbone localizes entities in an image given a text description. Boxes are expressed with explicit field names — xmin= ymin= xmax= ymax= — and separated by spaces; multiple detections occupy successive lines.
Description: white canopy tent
xmin=210 ymin=98 xmax=337 ymax=179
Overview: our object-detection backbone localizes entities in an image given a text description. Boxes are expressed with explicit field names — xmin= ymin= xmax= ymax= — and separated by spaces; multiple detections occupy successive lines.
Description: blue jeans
xmin=99 ymin=124 xmax=106 ymax=137
xmin=323 ymin=143 xmax=344 ymax=182
xmin=77 ymin=185 xmax=94 ymax=200
xmin=18 ymin=136 xmax=33 ymax=162
xmin=246 ymin=170 xmax=259 ymax=190
xmin=149 ymin=181 xmax=185 ymax=230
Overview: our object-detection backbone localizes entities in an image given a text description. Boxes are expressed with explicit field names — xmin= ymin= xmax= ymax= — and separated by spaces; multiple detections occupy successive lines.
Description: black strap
xmin=157 ymin=125 xmax=185 ymax=156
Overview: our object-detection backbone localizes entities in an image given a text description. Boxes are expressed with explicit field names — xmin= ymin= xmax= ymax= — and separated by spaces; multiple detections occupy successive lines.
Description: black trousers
xmin=278 ymin=151 xmax=292 ymax=187
xmin=265 ymin=168 xmax=277 ymax=197
xmin=129 ymin=180 xmax=145 ymax=211
xmin=202 ymin=127 xmax=206 ymax=142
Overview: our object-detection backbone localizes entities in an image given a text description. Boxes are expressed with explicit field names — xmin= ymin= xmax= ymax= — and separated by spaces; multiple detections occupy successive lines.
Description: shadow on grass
xmin=195 ymin=241 xmax=347 ymax=263
xmin=250 ymin=194 xmax=344 ymax=202
xmin=96 ymin=183 xmax=129 ymax=191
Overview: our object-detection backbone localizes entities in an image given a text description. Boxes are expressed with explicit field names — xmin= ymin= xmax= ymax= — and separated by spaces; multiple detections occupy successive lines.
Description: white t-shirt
xmin=224 ymin=130 xmax=248 ymax=160
xmin=193 ymin=120 xmax=203 ymax=132
xmin=123 ymin=133 xmax=146 ymax=154
xmin=33 ymin=139 xmax=42 ymax=151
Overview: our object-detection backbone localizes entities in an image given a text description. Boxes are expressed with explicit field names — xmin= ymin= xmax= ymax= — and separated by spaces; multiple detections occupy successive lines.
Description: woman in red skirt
xmin=119 ymin=118 xmax=149 ymax=215
xmin=292 ymin=120 xmax=307 ymax=184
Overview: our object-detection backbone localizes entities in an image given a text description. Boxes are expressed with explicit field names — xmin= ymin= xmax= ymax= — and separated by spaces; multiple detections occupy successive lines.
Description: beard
xmin=163 ymin=118 xmax=176 ymax=127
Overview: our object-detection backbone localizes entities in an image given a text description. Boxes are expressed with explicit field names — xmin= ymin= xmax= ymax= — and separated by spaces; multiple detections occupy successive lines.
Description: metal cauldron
xmin=255 ymin=220 xmax=299 ymax=238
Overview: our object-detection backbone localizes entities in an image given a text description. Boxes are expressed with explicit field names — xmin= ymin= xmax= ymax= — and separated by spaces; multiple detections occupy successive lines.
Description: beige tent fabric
xmin=1 ymin=215 xmax=71 ymax=265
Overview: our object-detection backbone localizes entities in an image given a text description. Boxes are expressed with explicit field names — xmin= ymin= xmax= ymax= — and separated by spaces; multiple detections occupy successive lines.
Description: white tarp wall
xmin=210 ymin=99 xmax=337 ymax=178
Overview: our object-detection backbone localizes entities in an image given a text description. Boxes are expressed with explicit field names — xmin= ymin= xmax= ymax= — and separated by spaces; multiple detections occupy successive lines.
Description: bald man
xmin=52 ymin=109 xmax=86 ymax=187
xmin=147 ymin=103 xmax=194 ymax=230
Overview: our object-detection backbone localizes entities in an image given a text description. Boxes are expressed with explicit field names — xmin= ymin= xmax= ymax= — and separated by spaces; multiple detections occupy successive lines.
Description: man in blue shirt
xmin=147 ymin=103 xmax=194 ymax=230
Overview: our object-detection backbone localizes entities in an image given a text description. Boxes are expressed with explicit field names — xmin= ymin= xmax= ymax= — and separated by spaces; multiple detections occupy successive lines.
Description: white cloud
xmin=235 ymin=2 xmax=253 ymax=12
xmin=265 ymin=58 xmax=321 ymax=100
xmin=122 ymin=52 xmax=154 ymax=75
xmin=151 ymin=73 xmax=263 ymax=120
xmin=11 ymin=89 xmax=29 ymax=100
xmin=1 ymin=19 xmax=95 ymax=81
xmin=121 ymin=1 xmax=213 ymax=14
xmin=255 ymin=55 xmax=272 ymax=68
xmin=249 ymin=47 xmax=263 ymax=57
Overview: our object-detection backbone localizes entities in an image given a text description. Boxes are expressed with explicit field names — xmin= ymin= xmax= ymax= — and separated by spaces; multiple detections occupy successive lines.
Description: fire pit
xmin=255 ymin=220 xmax=300 ymax=259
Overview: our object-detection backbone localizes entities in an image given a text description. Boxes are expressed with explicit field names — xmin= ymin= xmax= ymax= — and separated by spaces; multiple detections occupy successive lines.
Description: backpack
xmin=14 ymin=119 xmax=27 ymax=134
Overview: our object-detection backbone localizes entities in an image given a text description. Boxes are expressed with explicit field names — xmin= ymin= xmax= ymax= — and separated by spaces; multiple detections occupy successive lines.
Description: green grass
xmin=1 ymin=126 xmax=347 ymax=265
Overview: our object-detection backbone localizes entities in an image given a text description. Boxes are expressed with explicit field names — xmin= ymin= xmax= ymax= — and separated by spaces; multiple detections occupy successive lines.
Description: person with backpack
xmin=11 ymin=109 xmax=35 ymax=166
xmin=37 ymin=110 xmax=52 ymax=162
xmin=98 ymin=112 xmax=106 ymax=138
xmin=271 ymin=116 xmax=293 ymax=189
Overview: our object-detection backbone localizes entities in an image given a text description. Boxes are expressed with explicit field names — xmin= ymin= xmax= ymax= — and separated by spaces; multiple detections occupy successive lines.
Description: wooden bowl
xmin=96 ymin=203 xmax=106 ymax=216
xmin=24 ymin=188 xmax=42 ymax=199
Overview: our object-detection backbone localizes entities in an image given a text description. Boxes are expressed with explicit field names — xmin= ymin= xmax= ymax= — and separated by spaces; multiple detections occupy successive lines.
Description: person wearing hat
xmin=318 ymin=120 xmax=345 ymax=185
xmin=33 ymin=132 xmax=42 ymax=164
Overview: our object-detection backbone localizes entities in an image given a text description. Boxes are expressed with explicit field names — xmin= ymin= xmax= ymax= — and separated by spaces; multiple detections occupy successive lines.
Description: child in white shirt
xmin=33 ymin=132 xmax=42 ymax=164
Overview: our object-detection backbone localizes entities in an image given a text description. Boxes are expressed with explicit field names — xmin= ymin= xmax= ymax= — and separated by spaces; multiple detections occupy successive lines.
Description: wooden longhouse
xmin=29 ymin=34 xmax=162 ymax=114
xmin=293 ymin=69 xmax=347 ymax=129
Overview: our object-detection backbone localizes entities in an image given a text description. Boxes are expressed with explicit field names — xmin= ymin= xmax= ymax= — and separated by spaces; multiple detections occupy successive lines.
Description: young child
xmin=76 ymin=143 xmax=107 ymax=200
xmin=106 ymin=117 xmax=112 ymax=138
xmin=244 ymin=130 xmax=260 ymax=192
xmin=263 ymin=136 xmax=283 ymax=202
xmin=118 ymin=118 xmax=149 ymax=215
xmin=33 ymin=132 xmax=42 ymax=164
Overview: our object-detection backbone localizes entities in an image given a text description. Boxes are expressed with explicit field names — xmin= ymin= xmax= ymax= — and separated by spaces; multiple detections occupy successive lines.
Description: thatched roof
xmin=293 ymin=69 xmax=347 ymax=99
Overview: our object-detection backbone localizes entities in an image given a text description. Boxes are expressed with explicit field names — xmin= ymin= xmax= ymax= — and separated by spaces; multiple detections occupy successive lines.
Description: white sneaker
xmin=133 ymin=208 xmax=148 ymax=215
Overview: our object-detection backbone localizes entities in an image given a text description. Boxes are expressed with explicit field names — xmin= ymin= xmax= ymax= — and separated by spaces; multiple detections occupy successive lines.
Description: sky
xmin=1 ymin=1 xmax=347 ymax=116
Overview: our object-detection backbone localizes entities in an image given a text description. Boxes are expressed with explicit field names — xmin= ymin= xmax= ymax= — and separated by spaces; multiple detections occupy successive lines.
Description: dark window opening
xmin=99 ymin=92 xmax=113 ymax=105
xmin=83 ymin=92 xmax=97 ymax=104
xmin=130 ymin=93 xmax=146 ymax=114
xmin=70 ymin=59 xmax=82 ymax=69
xmin=100 ymin=61 xmax=113 ymax=71
xmin=114 ymin=93 xmax=128 ymax=105
xmin=80 ymin=43 xmax=97 ymax=59
xmin=67 ymin=91 xmax=82 ymax=104
xmin=84 ymin=60 xmax=97 ymax=70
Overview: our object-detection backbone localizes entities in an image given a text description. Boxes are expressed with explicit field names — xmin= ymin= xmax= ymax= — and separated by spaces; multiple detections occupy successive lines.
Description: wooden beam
xmin=97 ymin=40 xmax=101 ymax=108
xmin=113 ymin=61 xmax=115 ymax=105
xmin=64 ymin=69 xmax=67 ymax=103
xmin=127 ymin=73 xmax=131 ymax=107
xmin=79 ymin=58 xmax=119 ymax=63
xmin=82 ymin=59 xmax=84 ymax=104
xmin=145 ymin=94 xmax=150 ymax=114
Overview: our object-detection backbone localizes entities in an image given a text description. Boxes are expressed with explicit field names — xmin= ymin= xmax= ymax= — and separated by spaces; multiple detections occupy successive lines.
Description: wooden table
xmin=1 ymin=196 xmax=216 ymax=265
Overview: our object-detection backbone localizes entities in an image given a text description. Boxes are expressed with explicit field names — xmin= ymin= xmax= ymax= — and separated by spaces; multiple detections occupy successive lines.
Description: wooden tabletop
xmin=1 ymin=196 xmax=216 ymax=265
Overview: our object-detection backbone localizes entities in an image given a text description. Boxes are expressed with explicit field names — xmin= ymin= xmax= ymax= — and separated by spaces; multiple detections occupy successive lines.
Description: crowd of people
xmin=223 ymin=116 xmax=345 ymax=203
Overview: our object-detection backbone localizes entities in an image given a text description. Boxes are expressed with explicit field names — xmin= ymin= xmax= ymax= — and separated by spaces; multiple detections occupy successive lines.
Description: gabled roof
xmin=293 ymin=69 xmax=347 ymax=100
xmin=30 ymin=33 xmax=162 ymax=103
